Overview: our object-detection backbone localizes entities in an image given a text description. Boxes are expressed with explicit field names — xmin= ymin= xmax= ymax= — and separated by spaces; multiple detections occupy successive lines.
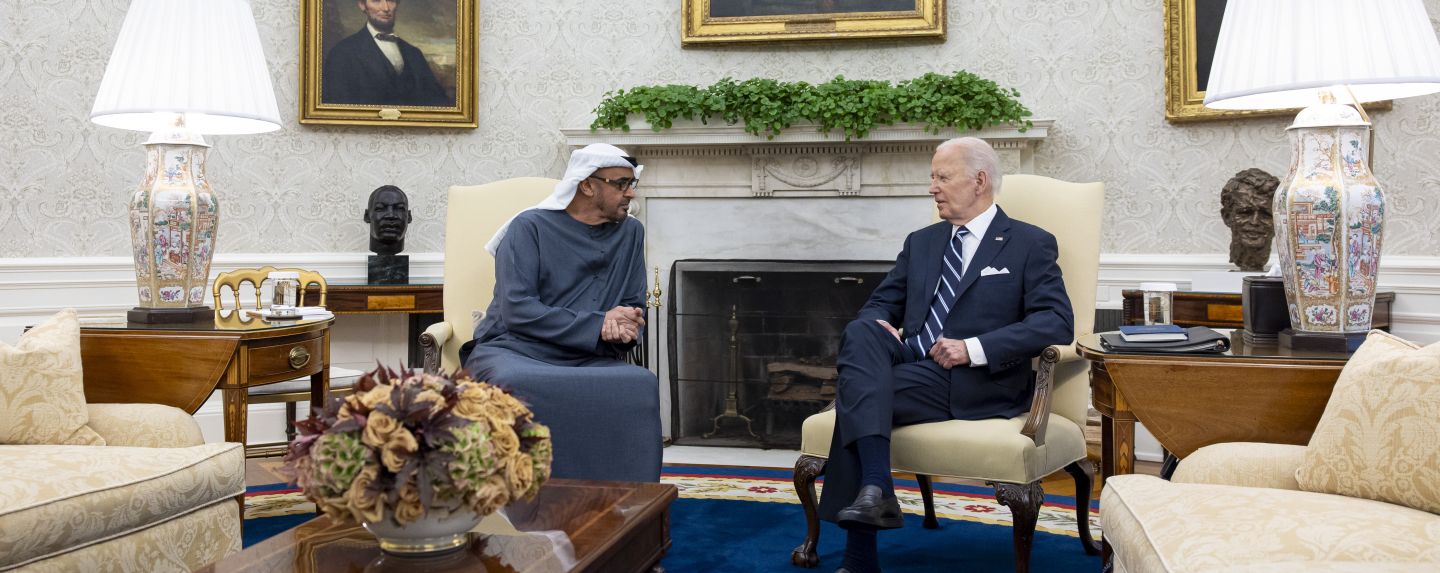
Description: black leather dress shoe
xmin=836 ymin=484 xmax=903 ymax=530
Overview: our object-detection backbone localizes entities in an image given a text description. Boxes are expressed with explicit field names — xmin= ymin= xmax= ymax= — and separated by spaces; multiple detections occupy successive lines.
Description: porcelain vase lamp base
xmin=1273 ymin=101 xmax=1384 ymax=352
xmin=126 ymin=129 xmax=219 ymax=324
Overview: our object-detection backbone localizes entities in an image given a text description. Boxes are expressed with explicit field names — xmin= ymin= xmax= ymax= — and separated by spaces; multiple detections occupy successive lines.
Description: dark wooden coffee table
xmin=201 ymin=480 xmax=676 ymax=573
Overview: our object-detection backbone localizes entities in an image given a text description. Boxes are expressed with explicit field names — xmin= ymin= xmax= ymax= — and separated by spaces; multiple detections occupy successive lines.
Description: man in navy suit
xmin=818 ymin=137 xmax=1074 ymax=573
xmin=323 ymin=0 xmax=451 ymax=107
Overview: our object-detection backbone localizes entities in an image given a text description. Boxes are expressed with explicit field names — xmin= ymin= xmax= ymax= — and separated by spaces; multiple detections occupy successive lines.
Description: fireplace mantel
xmin=562 ymin=120 xmax=1051 ymax=199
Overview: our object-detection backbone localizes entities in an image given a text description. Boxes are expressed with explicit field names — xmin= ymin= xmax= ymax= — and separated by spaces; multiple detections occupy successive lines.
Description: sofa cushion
xmin=1102 ymin=474 xmax=1440 ymax=573
xmin=0 ymin=442 xmax=244 ymax=569
xmin=801 ymin=409 xmax=1087 ymax=484
xmin=1296 ymin=330 xmax=1440 ymax=514
xmin=0 ymin=309 xmax=104 ymax=446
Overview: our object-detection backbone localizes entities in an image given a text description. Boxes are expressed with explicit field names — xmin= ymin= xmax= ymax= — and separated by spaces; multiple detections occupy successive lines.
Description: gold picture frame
xmin=1165 ymin=0 xmax=1389 ymax=123
xmin=301 ymin=0 xmax=476 ymax=128
xmin=681 ymin=0 xmax=945 ymax=45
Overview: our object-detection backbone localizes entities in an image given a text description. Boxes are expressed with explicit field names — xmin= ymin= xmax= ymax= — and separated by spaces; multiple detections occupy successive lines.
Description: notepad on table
xmin=1118 ymin=324 xmax=1188 ymax=342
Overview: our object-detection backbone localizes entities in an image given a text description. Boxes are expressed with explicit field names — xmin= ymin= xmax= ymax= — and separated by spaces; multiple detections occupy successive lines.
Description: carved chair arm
xmin=1019 ymin=345 xmax=1063 ymax=445
xmin=420 ymin=321 xmax=453 ymax=374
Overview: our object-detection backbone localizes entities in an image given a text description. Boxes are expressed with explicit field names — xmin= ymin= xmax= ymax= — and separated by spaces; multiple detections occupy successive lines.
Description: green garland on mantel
xmin=589 ymin=71 xmax=1033 ymax=141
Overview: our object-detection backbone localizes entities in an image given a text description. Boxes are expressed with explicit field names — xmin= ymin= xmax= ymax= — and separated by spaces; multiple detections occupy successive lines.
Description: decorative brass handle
xmin=834 ymin=276 xmax=864 ymax=285
xmin=288 ymin=346 xmax=311 ymax=369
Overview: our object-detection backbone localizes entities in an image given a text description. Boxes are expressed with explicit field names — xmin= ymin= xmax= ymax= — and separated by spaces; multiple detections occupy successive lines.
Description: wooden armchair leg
xmin=993 ymin=481 xmax=1044 ymax=573
xmin=915 ymin=474 xmax=940 ymax=529
xmin=791 ymin=454 xmax=826 ymax=568
xmin=1064 ymin=459 xmax=1102 ymax=555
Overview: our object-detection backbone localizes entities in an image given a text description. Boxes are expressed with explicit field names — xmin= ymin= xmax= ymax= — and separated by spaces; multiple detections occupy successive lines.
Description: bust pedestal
xmin=368 ymin=255 xmax=409 ymax=285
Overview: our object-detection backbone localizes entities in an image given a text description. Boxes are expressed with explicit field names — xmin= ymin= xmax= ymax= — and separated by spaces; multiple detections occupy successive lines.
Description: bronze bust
xmin=364 ymin=185 xmax=412 ymax=256
xmin=1220 ymin=168 xmax=1280 ymax=272
xmin=363 ymin=185 xmax=412 ymax=284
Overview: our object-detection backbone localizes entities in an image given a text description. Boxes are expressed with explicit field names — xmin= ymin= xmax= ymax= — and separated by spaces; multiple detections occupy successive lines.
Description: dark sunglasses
xmin=587 ymin=175 xmax=639 ymax=191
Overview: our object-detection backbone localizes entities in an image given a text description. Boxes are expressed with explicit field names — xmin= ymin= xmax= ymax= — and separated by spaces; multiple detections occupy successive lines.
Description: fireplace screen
xmin=667 ymin=260 xmax=892 ymax=449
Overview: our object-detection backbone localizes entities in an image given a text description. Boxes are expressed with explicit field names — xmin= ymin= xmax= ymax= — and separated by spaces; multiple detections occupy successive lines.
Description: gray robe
xmin=464 ymin=209 xmax=661 ymax=482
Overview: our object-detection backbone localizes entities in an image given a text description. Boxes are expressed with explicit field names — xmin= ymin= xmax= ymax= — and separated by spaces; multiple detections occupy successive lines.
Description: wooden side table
xmin=79 ymin=312 xmax=333 ymax=447
xmin=1120 ymin=289 xmax=1394 ymax=329
xmin=1077 ymin=331 xmax=1351 ymax=482
xmin=327 ymin=280 xmax=443 ymax=366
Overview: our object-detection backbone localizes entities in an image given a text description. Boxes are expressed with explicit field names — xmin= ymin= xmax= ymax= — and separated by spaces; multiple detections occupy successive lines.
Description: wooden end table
xmin=200 ymin=480 xmax=677 ymax=573
xmin=78 ymin=312 xmax=333 ymax=448
xmin=327 ymin=280 xmax=443 ymax=366
xmin=1078 ymin=331 xmax=1355 ymax=483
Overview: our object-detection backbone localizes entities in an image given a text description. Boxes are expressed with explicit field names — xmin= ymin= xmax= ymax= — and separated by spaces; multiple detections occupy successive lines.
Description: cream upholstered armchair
xmin=791 ymin=175 xmax=1105 ymax=573
xmin=420 ymin=177 xmax=557 ymax=373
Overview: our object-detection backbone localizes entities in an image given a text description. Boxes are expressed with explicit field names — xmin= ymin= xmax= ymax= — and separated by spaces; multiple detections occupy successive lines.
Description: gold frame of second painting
xmin=1165 ymin=0 xmax=1387 ymax=123
xmin=300 ymin=0 xmax=477 ymax=128
xmin=681 ymin=0 xmax=945 ymax=45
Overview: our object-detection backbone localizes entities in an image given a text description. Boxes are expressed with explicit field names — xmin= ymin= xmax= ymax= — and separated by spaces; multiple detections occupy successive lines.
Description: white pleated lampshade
xmin=91 ymin=0 xmax=281 ymax=134
xmin=1204 ymin=0 xmax=1440 ymax=110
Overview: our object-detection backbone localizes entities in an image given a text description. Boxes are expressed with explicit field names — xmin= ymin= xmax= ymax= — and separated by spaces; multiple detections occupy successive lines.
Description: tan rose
xmin=416 ymin=389 xmax=446 ymax=414
xmin=489 ymin=424 xmax=520 ymax=457
xmin=504 ymin=453 xmax=534 ymax=496
xmin=346 ymin=466 xmax=384 ymax=524
xmin=381 ymin=427 xmax=419 ymax=473
xmin=359 ymin=385 xmax=391 ymax=410
xmin=471 ymin=474 xmax=510 ymax=516
xmin=363 ymin=411 xmax=400 ymax=448
xmin=453 ymin=384 xmax=489 ymax=421
xmin=394 ymin=478 xmax=425 ymax=525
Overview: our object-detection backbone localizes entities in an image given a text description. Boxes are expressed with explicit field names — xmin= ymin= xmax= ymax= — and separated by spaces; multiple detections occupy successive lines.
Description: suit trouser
xmin=818 ymin=319 xmax=954 ymax=522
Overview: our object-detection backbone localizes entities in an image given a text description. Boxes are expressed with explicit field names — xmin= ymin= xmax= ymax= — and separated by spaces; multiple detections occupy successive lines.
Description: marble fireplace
xmin=563 ymin=120 xmax=1052 ymax=440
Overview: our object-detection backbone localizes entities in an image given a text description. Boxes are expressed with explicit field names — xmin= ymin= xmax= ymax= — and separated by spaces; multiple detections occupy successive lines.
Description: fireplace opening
xmin=667 ymin=259 xmax=893 ymax=449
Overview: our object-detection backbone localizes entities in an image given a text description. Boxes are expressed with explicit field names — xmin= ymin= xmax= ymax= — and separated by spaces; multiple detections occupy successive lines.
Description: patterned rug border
xmin=246 ymin=465 xmax=1100 ymax=538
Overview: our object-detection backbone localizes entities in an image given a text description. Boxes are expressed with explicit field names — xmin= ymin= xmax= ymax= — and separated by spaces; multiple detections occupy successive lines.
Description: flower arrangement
xmin=284 ymin=366 xmax=552 ymax=526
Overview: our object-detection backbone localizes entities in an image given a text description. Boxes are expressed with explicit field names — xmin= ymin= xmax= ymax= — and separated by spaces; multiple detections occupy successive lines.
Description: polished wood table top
xmin=202 ymin=480 xmax=677 ymax=573
xmin=1078 ymin=330 xmax=1353 ymax=481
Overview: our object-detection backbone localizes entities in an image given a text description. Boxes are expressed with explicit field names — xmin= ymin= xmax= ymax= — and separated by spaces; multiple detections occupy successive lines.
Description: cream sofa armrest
xmin=420 ymin=321 xmax=455 ymax=374
xmin=86 ymin=403 xmax=205 ymax=448
xmin=1171 ymin=442 xmax=1306 ymax=491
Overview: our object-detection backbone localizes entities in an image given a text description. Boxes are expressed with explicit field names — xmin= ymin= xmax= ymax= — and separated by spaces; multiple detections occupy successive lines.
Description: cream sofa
xmin=0 ymin=403 xmax=244 ymax=572
xmin=1102 ymin=330 xmax=1440 ymax=572
xmin=1103 ymin=443 xmax=1440 ymax=572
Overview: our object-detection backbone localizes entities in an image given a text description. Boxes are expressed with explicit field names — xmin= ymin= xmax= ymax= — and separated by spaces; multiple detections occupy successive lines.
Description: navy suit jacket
xmin=857 ymin=206 xmax=1074 ymax=420
xmin=322 ymin=28 xmax=451 ymax=107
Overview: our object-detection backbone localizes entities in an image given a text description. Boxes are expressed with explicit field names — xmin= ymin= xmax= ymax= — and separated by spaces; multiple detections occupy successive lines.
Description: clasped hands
xmin=602 ymin=306 xmax=646 ymax=344
xmin=876 ymin=319 xmax=970 ymax=369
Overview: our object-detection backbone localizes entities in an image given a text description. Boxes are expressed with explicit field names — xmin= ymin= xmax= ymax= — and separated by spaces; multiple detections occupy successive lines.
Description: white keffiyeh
xmin=485 ymin=143 xmax=644 ymax=255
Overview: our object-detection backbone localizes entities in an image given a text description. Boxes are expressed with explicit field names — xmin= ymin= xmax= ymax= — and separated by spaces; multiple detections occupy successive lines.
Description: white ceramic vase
xmin=363 ymin=509 xmax=484 ymax=555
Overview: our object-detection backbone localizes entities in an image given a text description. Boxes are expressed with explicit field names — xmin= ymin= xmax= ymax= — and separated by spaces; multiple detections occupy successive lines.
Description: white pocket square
xmin=980 ymin=266 xmax=1010 ymax=277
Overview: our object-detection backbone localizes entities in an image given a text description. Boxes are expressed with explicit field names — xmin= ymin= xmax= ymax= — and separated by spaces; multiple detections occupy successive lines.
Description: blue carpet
xmin=244 ymin=466 xmax=1101 ymax=572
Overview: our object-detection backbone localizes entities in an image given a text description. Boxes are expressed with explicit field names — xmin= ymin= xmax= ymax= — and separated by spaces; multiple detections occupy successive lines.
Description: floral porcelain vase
xmin=1273 ymin=101 xmax=1384 ymax=343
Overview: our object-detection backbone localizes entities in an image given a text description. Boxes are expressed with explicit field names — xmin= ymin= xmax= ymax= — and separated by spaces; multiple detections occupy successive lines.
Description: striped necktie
xmin=908 ymin=226 xmax=968 ymax=360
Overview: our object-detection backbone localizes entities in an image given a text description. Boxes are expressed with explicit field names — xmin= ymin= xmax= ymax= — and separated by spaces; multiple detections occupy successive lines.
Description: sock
xmin=855 ymin=435 xmax=894 ymax=497
xmin=840 ymin=528 xmax=881 ymax=573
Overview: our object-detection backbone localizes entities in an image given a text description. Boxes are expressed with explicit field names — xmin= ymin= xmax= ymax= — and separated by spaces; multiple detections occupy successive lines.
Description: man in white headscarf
xmin=462 ymin=143 xmax=660 ymax=482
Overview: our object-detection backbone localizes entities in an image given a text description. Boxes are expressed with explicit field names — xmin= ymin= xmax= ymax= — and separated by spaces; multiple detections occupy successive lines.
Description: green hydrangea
xmin=441 ymin=421 xmax=497 ymax=493
xmin=309 ymin=432 xmax=368 ymax=496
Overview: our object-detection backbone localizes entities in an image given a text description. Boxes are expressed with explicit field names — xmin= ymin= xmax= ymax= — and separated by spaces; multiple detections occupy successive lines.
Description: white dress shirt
xmin=368 ymin=23 xmax=404 ymax=74
xmin=946 ymin=202 xmax=998 ymax=367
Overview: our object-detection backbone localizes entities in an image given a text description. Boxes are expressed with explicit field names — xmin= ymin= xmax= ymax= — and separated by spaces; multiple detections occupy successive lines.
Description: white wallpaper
xmin=3 ymin=0 xmax=1440 ymax=258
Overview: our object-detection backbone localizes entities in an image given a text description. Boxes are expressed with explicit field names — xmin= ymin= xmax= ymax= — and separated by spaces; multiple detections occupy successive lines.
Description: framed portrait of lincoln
xmin=301 ymin=0 xmax=476 ymax=127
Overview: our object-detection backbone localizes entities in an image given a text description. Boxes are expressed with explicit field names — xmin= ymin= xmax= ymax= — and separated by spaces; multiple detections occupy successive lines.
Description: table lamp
xmin=1204 ymin=0 xmax=1440 ymax=351
xmin=91 ymin=0 xmax=281 ymax=324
